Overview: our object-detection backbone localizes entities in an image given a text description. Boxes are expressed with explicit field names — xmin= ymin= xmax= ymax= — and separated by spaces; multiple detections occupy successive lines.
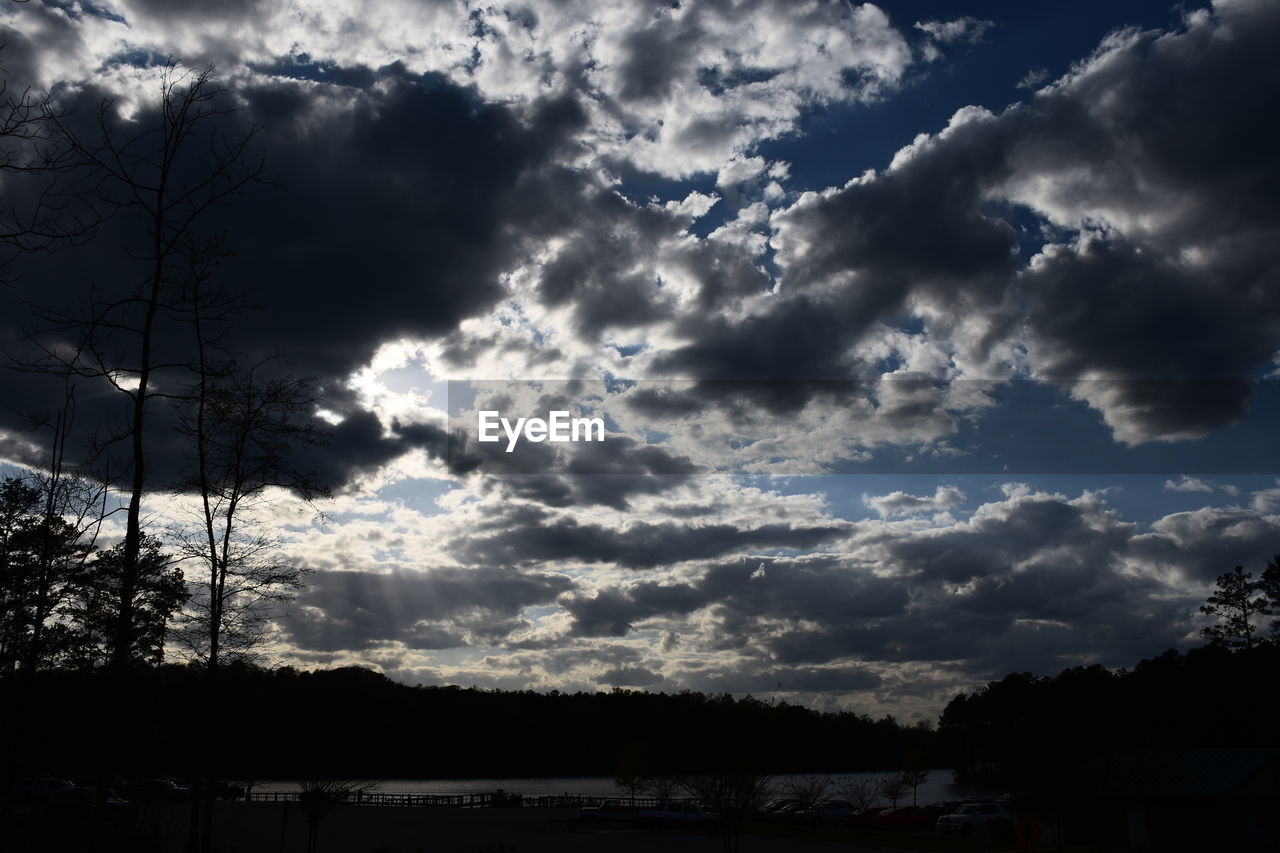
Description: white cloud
xmin=1163 ymin=475 xmax=1218 ymax=493
xmin=865 ymin=485 xmax=966 ymax=517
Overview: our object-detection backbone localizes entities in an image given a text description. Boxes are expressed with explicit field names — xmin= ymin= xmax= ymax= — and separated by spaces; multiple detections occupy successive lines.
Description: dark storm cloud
xmin=752 ymin=565 xmax=1193 ymax=679
xmin=290 ymin=413 xmax=449 ymax=491
xmin=527 ymin=187 xmax=691 ymax=337
xmin=561 ymin=555 xmax=905 ymax=637
xmin=457 ymin=514 xmax=847 ymax=570
xmin=752 ymin=493 xmax=1196 ymax=675
xmin=549 ymin=486 xmax=1244 ymax=685
xmin=282 ymin=566 xmax=575 ymax=653
xmin=655 ymin=2 xmax=1280 ymax=441
xmin=447 ymin=425 xmax=701 ymax=508
xmin=620 ymin=380 xmax=969 ymax=449
xmin=529 ymin=644 xmax=645 ymax=675
xmin=877 ymin=491 xmax=1134 ymax=584
xmin=121 ymin=0 xmax=270 ymax=22
xmin=613 ymin=12 xmax=703 ymax=104
xmin=223 ymin=72 xmax=586 ymax=377
xmin=652 ymin=107 xmax=1022 ymax=382
xmin=0 ymin=58 xmax=591 ymax=489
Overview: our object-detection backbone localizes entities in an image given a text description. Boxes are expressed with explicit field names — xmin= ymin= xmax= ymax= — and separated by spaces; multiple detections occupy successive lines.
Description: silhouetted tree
xmin=29 ymin=62 xmax=262 ymax=674
xmin=838 ymin=775 xmax=877 ymax=810
xmin=0 ymin=476 xmax=41 ymax=672
xmin=781 ymin=774 xmax=829 ymax=809
xmin=1260 ymin=555 xmax=1280 ymax=640
xmin=681 ymin=762 xmax=772 ymax=853
xmin=612 ymin=741 xmax=652 ymax=806
xmin=297 ymin=779 xmax=379 ymax=853
xmin=876 ymin=773 xmax=907 ymax=807
xmin=0 ymin=464 xmax=103 ymax=674
xmin=1200 ymin=565 xmax=1269 ymax=650
xmin=171 ymin=360 xmax=322 ymax=668
xmin=170 ymin=315 xmax=324 ymax=851
xmin=901 ymin=745 xmax=929 ymax=807
xmin=0 ymin=57 xmax=102 ymax=280
xmin=644 ymin=774 xmax=680 ymax=800
xmin=61 ymin=533 xmax=185 ymax=668
xmin=901 ymin=767 xmax=928 ymax=807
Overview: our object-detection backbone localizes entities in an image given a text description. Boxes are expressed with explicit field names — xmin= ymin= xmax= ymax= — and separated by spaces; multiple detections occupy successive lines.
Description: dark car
xmin=12 ymin=777 xmax=80 ymax=803
xmin=845 ymin=806 xmax=887 ymax=828
xmin=936 ymin=801 xmax=1015 ymax=835
xmin=120 ymin=778 xmax=192 ymax=803
xmin=753 ymin=799 xmax=798 ymax=820
xmin=174 ymin=778 xmax=246 ymax=801
xmin=579 ymin=798 xmax=640 ymax=824
xmin=870 ymin=805 xmax=946 ymax=832
xmin=767 ymin=800 xmax=807 ymax=822
xmin=794 ymin=799 xmax=856 ymax=825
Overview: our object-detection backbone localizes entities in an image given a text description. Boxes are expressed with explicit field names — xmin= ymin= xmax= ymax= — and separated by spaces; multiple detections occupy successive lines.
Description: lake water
xmin=255 ymin=770 xmax=1001 ymax=807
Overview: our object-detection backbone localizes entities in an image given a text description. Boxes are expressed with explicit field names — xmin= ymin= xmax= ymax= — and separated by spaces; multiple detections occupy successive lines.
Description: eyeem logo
xmin=477 ymin=410 xmax=606 ymax=452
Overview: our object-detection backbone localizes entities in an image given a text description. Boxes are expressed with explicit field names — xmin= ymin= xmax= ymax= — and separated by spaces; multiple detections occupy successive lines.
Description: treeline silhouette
xmin=5 ymin=641 xmax=1278 ymax=792
xmin=7 ymin=557 xmax=1278 ymax=788
xmin=8 ymin=614 xmax=1280 ymax=786
xmin=940 ymin=641 xmax=1280 ymax=786
xmin=2 ymin=663 xmax=936 ymax=781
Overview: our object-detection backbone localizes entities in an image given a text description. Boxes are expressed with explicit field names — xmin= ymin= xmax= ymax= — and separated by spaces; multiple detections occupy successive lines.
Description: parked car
xmin=936 ymin=802 xmax=1015 ymax=835
xmin=579 ymin=798 xmax=639 ymax=823
xmin=637 ymin=801 xmax=721 ymax=832
xmin=794 ymin=799 xmax=856 ymax=825
xmin=63 ymin=786 xmax=131 ymax=813
xmin=766 ymin=800 xmax=806 ymax=822
xmin=173 ymin=778 xmax=246 ymax=801
xmin=120 ymin=778 xmax=192 ymax=803
xmin=752 ymin=798 xmax=797 ymax=820
xmin=12 ymin=777 xmax=81 ymax=803
xmin=844 ymin=806 xmax=886 ymax=829
xmin=870 ymin=805 xmax=946 ymax=832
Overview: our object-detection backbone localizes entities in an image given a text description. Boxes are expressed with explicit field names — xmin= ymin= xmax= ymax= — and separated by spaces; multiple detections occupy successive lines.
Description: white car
xmin=637 ymin=801 xmax=721 ymax=832
xmin=936 ymin=802 xmax=1014 ymax=835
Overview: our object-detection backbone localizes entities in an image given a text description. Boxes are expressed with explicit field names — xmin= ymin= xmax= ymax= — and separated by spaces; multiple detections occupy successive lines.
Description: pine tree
xmin=1199 ymin=565 xmax=1269 ymax=650
xmin=1259 ymin=555 xmax=1280 ymax=641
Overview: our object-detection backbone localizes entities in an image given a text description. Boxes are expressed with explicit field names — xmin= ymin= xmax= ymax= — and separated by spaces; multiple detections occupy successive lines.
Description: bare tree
xmin=901 ymin=767 xmax=928 ymax=807
xmin=163 ymin=236 xmax=324 ymax=853
xmin=876 ymin=773 xmax=908 ymax=807
xmin=177 ymin=364 xmax=323 ymax=853
xmin=9 ymin=59 xmax=263 ymax=843
xmin=26 ymin=62 xmax=262 ymax=674
xmin=171 ymin=351 xmax=324 ymax=670
xmin=0 ymin=64 xmax=103 ymax=279
xmin=681 ymin=766 xmax=772 ymax=853
xmin=781 ymin=774 xmax=829 ymax=810
xmin=837 ymin=775 xmax=878 ymax=811
xmin=644 ymin=774 xmax=680 ymax=801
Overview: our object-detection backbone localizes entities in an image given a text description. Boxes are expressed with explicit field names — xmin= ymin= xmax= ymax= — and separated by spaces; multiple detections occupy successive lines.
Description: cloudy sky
xmin=2 ymin=0 xmax=1279 ymax=721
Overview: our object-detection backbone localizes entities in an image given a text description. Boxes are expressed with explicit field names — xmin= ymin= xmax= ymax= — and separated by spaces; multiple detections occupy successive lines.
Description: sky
xmin=2 ymin=0 xmax=1279 ymax=721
